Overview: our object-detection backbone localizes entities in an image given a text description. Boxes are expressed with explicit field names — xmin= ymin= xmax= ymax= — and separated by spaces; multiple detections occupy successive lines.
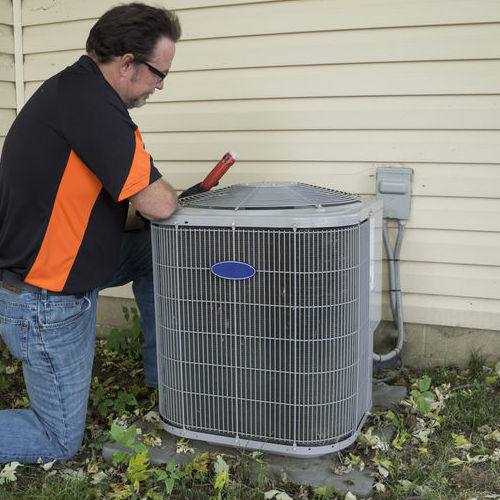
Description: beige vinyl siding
xmin=20 ymin=0 xmax=500 ymax=30
xmin=20 ymin=0 xmax=500 ymax=331
xmin=0 ymin=0 xmax=15 ymax=151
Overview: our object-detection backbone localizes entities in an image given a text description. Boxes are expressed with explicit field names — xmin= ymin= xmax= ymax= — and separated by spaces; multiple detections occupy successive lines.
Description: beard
xmin=126 ymin=92 xmax=153 ymax=109
xmin=126 ymin=67 xmax=156 ymax=108
xmin=127 ymin=97 xmax=146 ymax=109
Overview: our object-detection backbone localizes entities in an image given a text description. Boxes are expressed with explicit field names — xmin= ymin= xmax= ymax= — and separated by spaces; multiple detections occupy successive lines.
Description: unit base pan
xmin=159 ymin=412 xmax=369 ymax=458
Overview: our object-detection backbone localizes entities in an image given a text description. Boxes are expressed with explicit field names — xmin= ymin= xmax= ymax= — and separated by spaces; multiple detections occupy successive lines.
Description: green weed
xmin=89 ymin=378 xmax=139 ymax=419
xmin=108 ymin=423 xmax=186 ymax=498
xmin=106 ymin=306 xmax=143 ymax=360
xmin=410 ymin=375 xmax=436 ymax=415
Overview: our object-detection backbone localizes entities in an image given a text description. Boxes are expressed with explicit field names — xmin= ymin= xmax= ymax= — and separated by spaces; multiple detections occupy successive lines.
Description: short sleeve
xmin=117 ymin=129 xmax=162 ymax=201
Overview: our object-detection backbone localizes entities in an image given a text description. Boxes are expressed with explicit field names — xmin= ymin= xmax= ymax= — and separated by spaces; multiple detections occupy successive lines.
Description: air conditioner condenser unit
xmin=151 ymin=182 xmax=382 ymax=457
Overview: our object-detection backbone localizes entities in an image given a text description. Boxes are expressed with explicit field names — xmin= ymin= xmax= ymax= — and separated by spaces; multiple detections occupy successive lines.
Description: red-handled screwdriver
xmin=179 ymin=151 xmax=237 ymax=199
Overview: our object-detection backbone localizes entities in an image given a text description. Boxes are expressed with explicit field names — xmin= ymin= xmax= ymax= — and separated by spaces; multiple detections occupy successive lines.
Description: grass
xmin=0 ymin=475 xmax=94 ymax=500
xmin=0 ymin=311 xmax=499 ymax=499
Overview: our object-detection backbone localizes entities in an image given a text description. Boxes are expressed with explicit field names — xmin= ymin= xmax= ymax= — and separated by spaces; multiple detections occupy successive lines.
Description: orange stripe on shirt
xmin=118 ymin=129 xmax=152 ymax=201
xmin=26 ymin=150 xmax=102 ymax=291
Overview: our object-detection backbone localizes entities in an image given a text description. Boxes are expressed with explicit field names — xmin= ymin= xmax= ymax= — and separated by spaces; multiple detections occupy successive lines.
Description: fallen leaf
xmin=465 ymin=453 xmax=489 ymax=464
xmin=398 ymin=479 xmax=413 ymax=491
xmin=87 ymin=462 xmax=99 ymax=474
xmin=143 ymin=433 xmax=162 ymax=447
xmin=91 ymin=470 xmax=108 ymax=484
xmin=333 ymin=464 xmax=352 ymax=475
xmin=176 ymin=438 xmax=194 ymax=454
xmin=452 ymin=433 xmax=474 ymax=450
xmin=143 ymin=410 xmax=161 ymax=424
xmin=264 ymin=490 xmax=293 ymax=500
xmin=485 ymin=430 xmax=500 ymax=442
xmin=0 ymin=462 xmax=22 ymax=485
xmin=478 ymin=425 xmax=493 ymax=434
xmin=40 ymin=459 xmax=56 ymax=471
xmin=377 ymin=465 xmax=389 ymax=478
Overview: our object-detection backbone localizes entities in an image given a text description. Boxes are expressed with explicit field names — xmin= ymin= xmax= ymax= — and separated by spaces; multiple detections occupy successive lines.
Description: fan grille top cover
xmin=180 ymin=182 xmax=361 ymax=210
xmin=152 ymin=182 xmax=381 ymax=457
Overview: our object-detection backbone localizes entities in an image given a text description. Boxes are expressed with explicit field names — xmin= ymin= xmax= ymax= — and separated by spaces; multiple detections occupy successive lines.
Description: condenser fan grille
xmin=180 ymin=182 xmax=361 ymax=210
xmin=152 ymin=221 xmax=372 ymax=455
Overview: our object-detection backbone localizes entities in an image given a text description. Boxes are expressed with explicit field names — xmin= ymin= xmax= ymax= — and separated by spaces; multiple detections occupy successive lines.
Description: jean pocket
xmin=40 ymin=295 xmax=92 ymax=329
xmin=0 ymin=313 xmax=29 ymax=362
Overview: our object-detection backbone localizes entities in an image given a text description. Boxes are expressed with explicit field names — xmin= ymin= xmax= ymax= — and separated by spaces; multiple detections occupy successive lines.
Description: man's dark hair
xmin=86 ymin=3 xmax=181 ymax=63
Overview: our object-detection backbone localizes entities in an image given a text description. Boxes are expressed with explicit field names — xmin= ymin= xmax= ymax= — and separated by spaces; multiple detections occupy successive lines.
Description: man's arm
xmin=129 ymin=178 xmax=178 ymax=221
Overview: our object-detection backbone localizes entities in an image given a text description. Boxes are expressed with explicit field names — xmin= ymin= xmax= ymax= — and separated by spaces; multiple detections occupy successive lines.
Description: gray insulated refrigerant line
xmin=372 ymin=219 xmax=406 ymax=365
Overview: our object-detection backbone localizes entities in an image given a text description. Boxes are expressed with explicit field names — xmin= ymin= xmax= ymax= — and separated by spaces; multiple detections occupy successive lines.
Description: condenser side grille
xmin=152 ymin=222 xmax=371 ymax=449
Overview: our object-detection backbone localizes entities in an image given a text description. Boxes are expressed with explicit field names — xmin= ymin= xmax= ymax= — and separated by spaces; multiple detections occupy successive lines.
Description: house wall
xmin=0 ymin=0 xmax=15 ymax=148
xmin=9 ymin=0 xmax=500 ymax=365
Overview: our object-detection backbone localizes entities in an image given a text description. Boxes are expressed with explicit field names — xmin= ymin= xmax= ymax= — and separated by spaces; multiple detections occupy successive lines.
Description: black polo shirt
xmin=0 ymin=55 xmax=162 ymax=293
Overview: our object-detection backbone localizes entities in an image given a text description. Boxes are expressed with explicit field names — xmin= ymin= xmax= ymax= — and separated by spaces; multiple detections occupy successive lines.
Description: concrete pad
xmin=265 ymin=454 xmax=375 ymax=497
xmin=372 ymin=381 xmax=408 ymax=412
xmin=103 ymin=383 xmax=406 ymax=497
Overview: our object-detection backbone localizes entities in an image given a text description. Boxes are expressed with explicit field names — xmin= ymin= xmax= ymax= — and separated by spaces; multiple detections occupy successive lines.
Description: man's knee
xmin=53 ymin=432 xmax=85 ymax=462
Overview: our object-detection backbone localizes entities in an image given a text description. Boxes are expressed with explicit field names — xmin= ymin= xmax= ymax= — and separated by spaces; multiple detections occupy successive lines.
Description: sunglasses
xmin=135 ymin=58 xmax=168 ymax=81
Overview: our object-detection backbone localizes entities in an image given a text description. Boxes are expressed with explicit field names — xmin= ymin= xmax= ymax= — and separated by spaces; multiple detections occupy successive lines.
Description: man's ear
xmin=118 ymin=53 xmax=136 ymax=77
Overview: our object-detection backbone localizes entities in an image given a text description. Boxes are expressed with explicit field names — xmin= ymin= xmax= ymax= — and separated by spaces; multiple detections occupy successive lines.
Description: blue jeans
xmin=0 ymin=227 xmax=156 ymax=463
xmin=100 ymin=227 xmax=157 ymax=387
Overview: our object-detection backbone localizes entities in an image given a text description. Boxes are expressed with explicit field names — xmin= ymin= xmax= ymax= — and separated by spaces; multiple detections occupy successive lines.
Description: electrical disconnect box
xmin=376 ymin=167 xmax=413 ymax=220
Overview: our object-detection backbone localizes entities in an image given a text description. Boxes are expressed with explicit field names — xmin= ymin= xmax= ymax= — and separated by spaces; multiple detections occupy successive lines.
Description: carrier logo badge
xmin=211 ymin=261 xmax=256 ymax=280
